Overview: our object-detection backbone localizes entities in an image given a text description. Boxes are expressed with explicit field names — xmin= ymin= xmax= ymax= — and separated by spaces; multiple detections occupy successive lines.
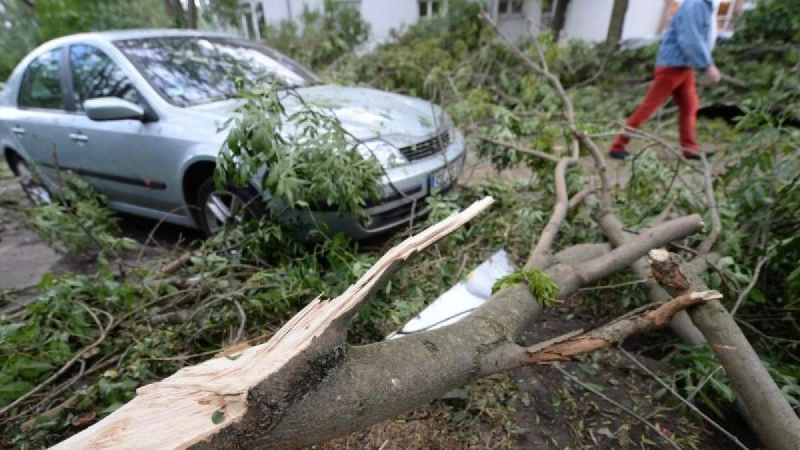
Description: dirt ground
xmin=0 ymin=161 xmax=198 ymax=314
xmin=0 ymin=143 xmax=751 ymax=449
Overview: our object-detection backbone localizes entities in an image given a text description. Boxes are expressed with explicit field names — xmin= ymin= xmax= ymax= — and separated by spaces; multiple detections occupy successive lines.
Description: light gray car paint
xmin=0 ymin=30 xmax=466 ymax=239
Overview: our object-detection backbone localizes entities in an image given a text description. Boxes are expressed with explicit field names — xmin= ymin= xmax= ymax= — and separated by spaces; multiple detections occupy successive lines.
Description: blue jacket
xmin=656 ymin=0 xmax=714 ymax=70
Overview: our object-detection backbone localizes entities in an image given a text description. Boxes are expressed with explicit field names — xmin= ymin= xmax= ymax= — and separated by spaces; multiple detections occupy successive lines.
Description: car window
xmin=114 ymin=36 xmax=320 ymax=107
xmin=69 ymin=44 xmax=140 ymax=110
xmin=18 ymin=48 xmax=65 ymax=110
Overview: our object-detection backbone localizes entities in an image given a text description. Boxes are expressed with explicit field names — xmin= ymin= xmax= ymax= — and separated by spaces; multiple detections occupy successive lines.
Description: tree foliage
xmin=0 ymin=0 xmax=172 ymax=79
xmin=260 ymin=0 xmax=370 ymax=71
xmin=216 ymin=80 xmax=383 ymax=222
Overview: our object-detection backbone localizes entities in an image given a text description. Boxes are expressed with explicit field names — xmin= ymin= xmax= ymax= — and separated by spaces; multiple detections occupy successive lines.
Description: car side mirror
xmin=84 ymin=97 xmax=145 ymax=122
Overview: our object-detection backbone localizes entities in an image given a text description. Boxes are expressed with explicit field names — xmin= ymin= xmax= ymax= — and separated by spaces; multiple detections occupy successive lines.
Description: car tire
xmin=194 ymin=178 xmax=265 ymax=238
xmin=9 ymin=155 xmax=53 ymax=207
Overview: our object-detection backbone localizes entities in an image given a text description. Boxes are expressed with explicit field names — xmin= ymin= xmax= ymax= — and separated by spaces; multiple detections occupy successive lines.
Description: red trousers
xmin=612 ymin=67 xmax=700 ymax=153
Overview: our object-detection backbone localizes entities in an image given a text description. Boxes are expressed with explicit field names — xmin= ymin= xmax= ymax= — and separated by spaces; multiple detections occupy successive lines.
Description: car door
xmin=60 ymin=43 xmax=182 ymax=212
xmin=10 ymin=47 xmax=74 ymax=187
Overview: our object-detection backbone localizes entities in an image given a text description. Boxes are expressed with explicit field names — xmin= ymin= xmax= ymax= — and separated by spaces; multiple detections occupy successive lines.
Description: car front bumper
xmin=290 ymin=129 xmax=468 ymax=240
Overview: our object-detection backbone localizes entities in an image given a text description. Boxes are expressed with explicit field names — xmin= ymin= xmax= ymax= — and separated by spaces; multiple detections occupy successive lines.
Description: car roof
xmin=45 ymin=29 xmax=244 ymax=46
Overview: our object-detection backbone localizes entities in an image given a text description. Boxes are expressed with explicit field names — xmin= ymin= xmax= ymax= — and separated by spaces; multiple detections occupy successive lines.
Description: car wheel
xmin=11 ymin=156 xmax=53 ymax=207
xmin=195 ymin=178 xmax=265 ymax=237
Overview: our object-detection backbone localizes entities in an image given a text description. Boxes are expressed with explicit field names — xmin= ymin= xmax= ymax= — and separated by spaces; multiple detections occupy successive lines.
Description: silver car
xmin=0 ymin=30 xmax=466 ymax=239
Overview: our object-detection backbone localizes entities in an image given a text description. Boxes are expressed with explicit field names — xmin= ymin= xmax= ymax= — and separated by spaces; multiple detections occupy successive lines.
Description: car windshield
xmin=114 ymin=36 xmax=320 ymax=107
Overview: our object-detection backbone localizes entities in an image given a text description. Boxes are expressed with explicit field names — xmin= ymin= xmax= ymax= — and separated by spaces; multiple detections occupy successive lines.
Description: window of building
xmin=498 ymin=0 xmax=524 ymax=16
xmin=18 ymin=48 xmax=65 ymax=110
xmin=239 ymin=1 xmax=264 ymax=40
xmin=69 ymin=44 xmax=140 ymax=110
xmin=419 ymin=0 xmax=446 ymax=18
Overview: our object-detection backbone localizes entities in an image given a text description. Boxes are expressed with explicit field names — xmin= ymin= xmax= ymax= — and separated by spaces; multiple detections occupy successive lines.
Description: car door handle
xmin=11 ymin=126 xmax=25 ymax=136
xmin=69 ymin=132 xmax=89 ymax=143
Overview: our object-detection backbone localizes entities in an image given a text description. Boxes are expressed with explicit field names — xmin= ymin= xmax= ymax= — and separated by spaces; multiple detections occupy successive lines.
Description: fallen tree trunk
xmin=650 ymin=249 xmax=800 ymax=450
xmin=51 ymin=202 xmax=704 ymax=450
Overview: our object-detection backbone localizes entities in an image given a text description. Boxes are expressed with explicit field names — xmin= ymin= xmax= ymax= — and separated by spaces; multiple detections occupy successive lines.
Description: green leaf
xmin=212 ymin=410 xmax=226 ymax=425
xmin=0 ymin=381 xmax=34 ymax=400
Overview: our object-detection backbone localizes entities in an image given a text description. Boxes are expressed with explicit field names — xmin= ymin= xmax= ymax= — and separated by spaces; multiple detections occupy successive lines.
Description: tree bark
xmin=606 ymin=0 xmax=630 ymax=46
xmin=187 ymin=0 xmax=198 ymax=29
xmin=163 ymin=0 xmax=188 ymax=28
xmin=50 ymin=208 xmax=704 ymax=450
xmin=551 ymin=0 xmax=571 ymax=41
xmin=650 ymin=249 xmax=800 ymax=450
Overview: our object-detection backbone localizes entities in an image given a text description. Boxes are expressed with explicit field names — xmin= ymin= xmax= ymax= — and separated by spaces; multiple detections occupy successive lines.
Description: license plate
xmin=429 ymin=156 xmax=464 ymax=191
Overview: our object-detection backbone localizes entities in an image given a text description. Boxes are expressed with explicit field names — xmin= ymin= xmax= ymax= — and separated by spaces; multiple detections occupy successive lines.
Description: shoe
xmin=682 ymin=150 xmax=714 ymax=160
xmin=609 ymin=149 xmax=629 ymax=160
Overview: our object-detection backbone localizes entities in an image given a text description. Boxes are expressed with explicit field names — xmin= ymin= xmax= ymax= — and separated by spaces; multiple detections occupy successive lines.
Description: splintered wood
xmin=50 ymin=197 xmax=495 ymax=450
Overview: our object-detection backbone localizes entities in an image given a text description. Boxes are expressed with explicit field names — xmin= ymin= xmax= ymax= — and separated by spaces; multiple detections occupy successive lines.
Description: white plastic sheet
xmin=387 ymin=250 xmax=515 ymax=340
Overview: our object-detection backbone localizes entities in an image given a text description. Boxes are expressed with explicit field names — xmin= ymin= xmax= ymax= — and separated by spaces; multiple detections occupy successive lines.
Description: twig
xmin=0 ymin=302 xmax=113 ymax=416
xmin=730 ymin=256 xmax=769 ymax=317
xmin=616 ymin=125 xmax=704 ymax=175
xmin=721 ymin=74 xmax=748 ymax=89
xmin=233 ymin=299 xmax=246 ymax=344
xmin=50 ymin=144 xmax=126 ymax=272
xmin=618 ymin=347 xmax=750 ymax=450
xmin=697 ymin=155 xmax=721 ymax=254
xmin=20 ymin=395 xmax=79 ymax=430
xmin=475 ymin=134 xmax=561 ymax=163
xmin=568 ymin=185 xmax=595 ymax=210
xmin=686 ymin=366 xmax=724 ymax=404
xmin=160 ymin=252 xmax=194 ymax=276
xmin=553 ymin=364 xmax=683 ymax=450
xmin=735 ymin=318 xmax=800 ymax=347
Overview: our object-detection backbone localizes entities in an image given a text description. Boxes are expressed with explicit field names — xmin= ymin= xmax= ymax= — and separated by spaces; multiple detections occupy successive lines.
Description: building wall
xmin=361 ymin=0 xmax=421 ymax=43
xmin=233 ymin=0 xmax=746 ymax=46
xmin=622 ymin=0 xmax=667 ymax=41
xmin=236 ymin=0 xmax=541 ymax=45
xmin=561 ymin=0 xmax=665 ymax=43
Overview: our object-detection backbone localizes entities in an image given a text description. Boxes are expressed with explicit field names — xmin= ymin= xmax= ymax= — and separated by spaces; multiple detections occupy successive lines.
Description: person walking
xmin=610 ymin=0 xmax=722 ymax=160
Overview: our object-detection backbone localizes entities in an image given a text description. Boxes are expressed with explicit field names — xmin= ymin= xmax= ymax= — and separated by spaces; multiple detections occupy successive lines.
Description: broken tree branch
xmin=649 ymin=249 xmax=800 ymax=450
xmin=50 ymin=197 xmax=494 ymax=450
xmin=51 ymin=206 xmax=704 ymax=450
xmin=521 ymin=290 xmax=721 ymax=364
xmin=483 ymin=12 xmax=613 ymax=214
xmin=526 ymin=155 xmax=579 ymax=269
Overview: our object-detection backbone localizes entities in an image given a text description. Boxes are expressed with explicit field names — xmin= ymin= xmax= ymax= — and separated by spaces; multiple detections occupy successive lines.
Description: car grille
xmin=399 ymin=129 xmax=451 ymax=161
xmin=366 ymin=198 xmax=428 ymax=230
xmin=364 ymin=185 xmax=453 ymax=231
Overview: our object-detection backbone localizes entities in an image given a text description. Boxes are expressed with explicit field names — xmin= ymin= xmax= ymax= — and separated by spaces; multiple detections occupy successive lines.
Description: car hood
xmin=185 ymin=85 xmax=448 ymax=149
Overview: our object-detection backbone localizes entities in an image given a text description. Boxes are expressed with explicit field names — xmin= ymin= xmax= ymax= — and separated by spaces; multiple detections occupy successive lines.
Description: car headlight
xmin=356 ymin=140 xmax=409 ymax=168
